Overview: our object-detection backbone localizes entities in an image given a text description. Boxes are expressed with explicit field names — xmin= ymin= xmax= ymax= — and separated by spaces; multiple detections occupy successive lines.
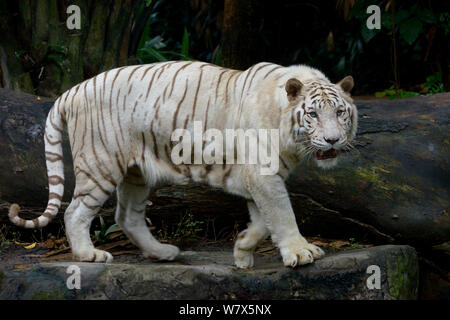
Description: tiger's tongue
xmin=315 ymin=149 xmax=337 ymax=160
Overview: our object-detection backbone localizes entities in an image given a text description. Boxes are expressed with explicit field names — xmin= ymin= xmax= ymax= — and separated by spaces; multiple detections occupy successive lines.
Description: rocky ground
xmin=0 ymin=240 xmax=420 ymax=300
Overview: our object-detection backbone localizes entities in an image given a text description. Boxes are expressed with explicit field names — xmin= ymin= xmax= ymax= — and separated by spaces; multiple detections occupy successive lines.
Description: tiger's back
xmin=65 ymin=61 xmax=284 ymax=193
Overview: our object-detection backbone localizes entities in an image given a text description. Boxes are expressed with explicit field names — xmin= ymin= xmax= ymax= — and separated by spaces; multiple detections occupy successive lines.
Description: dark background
xmin=0 ymin=0 xmax=448 ymax=98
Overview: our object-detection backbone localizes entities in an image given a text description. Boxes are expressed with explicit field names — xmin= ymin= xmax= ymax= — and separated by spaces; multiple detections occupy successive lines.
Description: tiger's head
xmin=285 ymin=75 xmax=358 ymax=169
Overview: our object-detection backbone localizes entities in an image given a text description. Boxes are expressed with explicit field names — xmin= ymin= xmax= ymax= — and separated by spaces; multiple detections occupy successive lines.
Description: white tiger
xmin=9 ymin=61 xmax=357 ymax=268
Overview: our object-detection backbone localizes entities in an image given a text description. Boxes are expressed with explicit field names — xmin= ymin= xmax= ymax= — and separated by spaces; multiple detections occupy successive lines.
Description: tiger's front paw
xmin=303 ymin=242 xmax=325 ymax=259
xmin=280 ymin=242 xmax=325 ymax=267
xmin=73 ymin=248 xmax=113 ymax=263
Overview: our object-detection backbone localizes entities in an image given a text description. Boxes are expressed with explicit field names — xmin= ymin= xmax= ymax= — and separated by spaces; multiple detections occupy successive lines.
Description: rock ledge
xmin=0 ymin=245 xmax=418 ymax=300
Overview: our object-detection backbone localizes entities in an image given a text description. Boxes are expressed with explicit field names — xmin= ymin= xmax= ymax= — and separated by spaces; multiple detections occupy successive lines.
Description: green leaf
xmin=99 ymin=215 xmax=105 ymax=228
xmin=336 ymin=56 xmax=346 ymax=75
xmin=440 ymin=13 xmax=450 ymax=35
xmin=417 ymin=9 xmax=437 ymax=24
xmin=148 ymin=36 xmax=166 ymax=50
xmin=181 ymin=27 xmax=190 ymax=59
xmin=424 ymin=71 xmax=444 ymax=94
xmin=137 ymin=18 xmax=153 ymax=51
xmin=396 ymin=10 xmax=410 ymax=25
xmin=399 ymin=18 xmax=423 ymax=45
xmin=105 ymin=224 xmax=121 ymax=236
xmin=381 ymin=11 xmax=392 ymax=30
xmin=138 ymin=46 xmax=168 ymax=62
xmin=361 ymin=24 xmax=378 ymax=43
xmin=348 ymin=0 xmax=369 ymax=20
xmin=213 ymin=46 xmax=221 ymax=66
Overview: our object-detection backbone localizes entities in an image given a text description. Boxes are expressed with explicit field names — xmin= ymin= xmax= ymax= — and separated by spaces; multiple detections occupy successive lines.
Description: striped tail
xmin=9 ymin=99 xmax=65 ymax=229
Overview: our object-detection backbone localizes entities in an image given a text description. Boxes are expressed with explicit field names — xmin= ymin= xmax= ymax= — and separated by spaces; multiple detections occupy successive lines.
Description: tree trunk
xmin=0 ymin=0 xmax=139 ymax=97
xmin=0 ymin=88 xmax=449 ymax=246
xmin=221 ymin=0 xmax=261 ymax=70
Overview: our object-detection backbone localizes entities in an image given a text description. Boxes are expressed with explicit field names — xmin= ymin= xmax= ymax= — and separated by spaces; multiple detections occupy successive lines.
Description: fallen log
xmin=0 ymin=88 xmax=448 ymax=246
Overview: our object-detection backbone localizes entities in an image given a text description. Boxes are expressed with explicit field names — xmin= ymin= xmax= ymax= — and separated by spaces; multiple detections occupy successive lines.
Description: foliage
xmin=0 ymin=241 xmax=13 ymax=253
xmin=439 ymin=12 xmax=450 ymax=35
xmin=93 ymin=216 xmax=120 ymax=244
xmin=375 ymin=70 xmax=444 ymax=99
xmin=45 ymin=45 xmax=69 ymax=73
xmin=348 ymin=1 xmax=437 ymax=46
xmin=135 ymin=0 xmax=222 ymax=65
xmin=256 ymin=0 xmax=448 ymax=93
xmin=424 ymin=72 xmax=444 ymax=94
xmin=137 ymin=27 xmax=193 ymax=63
xmin=375 ymin=85 xmax=420 ymax=99
xmin=336 ymin=0 xmax=446 ymax=92
xmin=2 ymin=0 xmax=446 ymax=96
xmin=157 ymin=212 xmax=204 ymax=241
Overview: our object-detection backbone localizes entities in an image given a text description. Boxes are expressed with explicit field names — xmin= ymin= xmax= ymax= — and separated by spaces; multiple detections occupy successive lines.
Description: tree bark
xmin=221 ymin=0 xmax=261 ymax=70
xmin=0 ymin=88 xmax=448 ymax=246
xmin=0 ymin=0 xmax=139 ymax=97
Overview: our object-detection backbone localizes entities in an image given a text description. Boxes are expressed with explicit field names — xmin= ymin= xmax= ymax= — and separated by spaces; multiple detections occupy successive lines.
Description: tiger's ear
xmin=337 ymin=75 xmax=354 ymax=94
xmin=285 ymin=78 xmax=303 ymax=104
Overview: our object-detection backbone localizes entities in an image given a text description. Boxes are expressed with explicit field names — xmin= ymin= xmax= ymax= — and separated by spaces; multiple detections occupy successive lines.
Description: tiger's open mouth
xmin=315 ymin=149 xmax=337 ymax=160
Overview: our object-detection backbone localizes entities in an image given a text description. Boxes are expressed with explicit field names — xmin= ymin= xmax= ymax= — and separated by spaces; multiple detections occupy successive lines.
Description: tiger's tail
xmin=9 ymin=98 xmax=66 ymax=229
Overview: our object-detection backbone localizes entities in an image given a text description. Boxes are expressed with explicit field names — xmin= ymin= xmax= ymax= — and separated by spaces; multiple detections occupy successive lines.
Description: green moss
xmin=0 ymin=271 xmax=4 ymax=289
xmin=352 ymin=168 xmax=394 ymax=196
xmin=371 ymin=165 xmax=391 ymax=174
xmin=31 ymin=288 xmax=66 ymax=300
xmin=318 ymin=175 xmax=336 ymax=185
xmin=15 ymin=72 xmax=34 ymax=94
xmin=350 ymin=166 xmax=420 ymax=198
xmin=355 ymin=168 xmax=380 ymax=183
xmin=386 ymin=249 xmax=419 ymax=299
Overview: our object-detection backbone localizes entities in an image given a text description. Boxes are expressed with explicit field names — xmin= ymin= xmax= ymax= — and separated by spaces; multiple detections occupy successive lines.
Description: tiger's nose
xmin=324 ymin=137 xmax=339 ymax=145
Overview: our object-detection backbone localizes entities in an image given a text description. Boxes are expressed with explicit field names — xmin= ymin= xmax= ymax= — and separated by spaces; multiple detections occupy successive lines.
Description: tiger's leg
xmin=244 ymin=169 xmax=325 ymax=267
xmin=234 ymin=201 xmax=270 ymax=268
xmin=115 ymin=167 xmax=180 ymax=261
xmin=64 ymin=186 xmax=115 ymax=263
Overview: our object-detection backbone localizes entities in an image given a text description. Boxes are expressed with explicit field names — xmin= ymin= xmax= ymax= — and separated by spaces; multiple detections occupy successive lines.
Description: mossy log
xmin=0 ymin=88 xmax=448 ymax=246
xmin=287 ymin=94 xmax=450 ymax=246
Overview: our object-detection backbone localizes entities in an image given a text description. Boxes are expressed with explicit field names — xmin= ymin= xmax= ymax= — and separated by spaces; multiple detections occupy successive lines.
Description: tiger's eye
xmin=336 ymin=110 xmax=344 ymax=116
xmin=309 ymin=112 xmax=318 ymax=118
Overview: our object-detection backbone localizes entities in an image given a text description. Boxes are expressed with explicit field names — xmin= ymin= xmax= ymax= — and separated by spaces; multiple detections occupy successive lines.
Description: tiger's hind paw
xmin=234 ymin=248 xmax=255 ymax=269
xmin=143 ymin=244 xmax=180 ymax=261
